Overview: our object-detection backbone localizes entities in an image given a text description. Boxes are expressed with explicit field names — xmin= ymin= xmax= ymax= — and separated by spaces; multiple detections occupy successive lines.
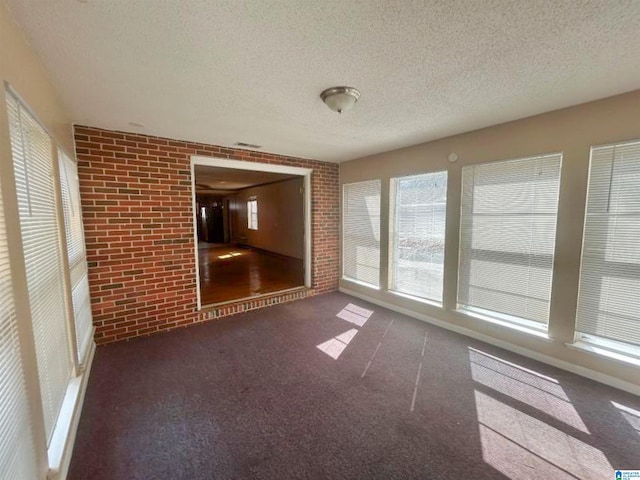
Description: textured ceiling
xmin=5 ymin=0 xmax=640 ymax=162
xmin=194 ymin=165 xmax=296 ymax=194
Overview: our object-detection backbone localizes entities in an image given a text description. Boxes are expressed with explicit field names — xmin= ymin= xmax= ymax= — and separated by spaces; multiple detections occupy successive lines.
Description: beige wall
xmin=0 ymin=1 xmax=75 ymax=476
xmin=340 ymin=89 xmax=640 ymax=389
xmin=0 ymin=3 xmax=73 ymax=153
xmin=231 ymin=177 xmax=304 ymax=259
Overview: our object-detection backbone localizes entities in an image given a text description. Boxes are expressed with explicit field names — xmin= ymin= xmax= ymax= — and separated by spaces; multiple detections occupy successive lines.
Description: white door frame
xmin=190 ymin=156 xmax=313 ymax=309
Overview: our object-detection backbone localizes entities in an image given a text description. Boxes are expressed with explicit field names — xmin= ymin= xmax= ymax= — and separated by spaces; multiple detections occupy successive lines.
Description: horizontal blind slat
xmin=458 ymin=154 xmax=562 ymax=325
xmin=7 ymin=92 xmax=72 ymax=444
xmin=59 ymin=150 xmax=93 ymax=363
xmin=343 ymin=180 xmax=381 ymax=287
xmin=1 ymin=94 xmax=39 ymax=479
xmin=576 ymin=140 xmax=640 ymax=347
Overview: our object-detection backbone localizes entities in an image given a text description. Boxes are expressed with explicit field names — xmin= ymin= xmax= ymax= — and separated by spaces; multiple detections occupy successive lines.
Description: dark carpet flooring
xmin=69 ymin=292 xmax=640 ymax=479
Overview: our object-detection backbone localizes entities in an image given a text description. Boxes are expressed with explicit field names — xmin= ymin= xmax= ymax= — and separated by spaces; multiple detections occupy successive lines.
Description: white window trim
xmin=190 ymin=156 xmax=312 ymax=309
xmin=567 ymin=334 xmax=640 ymax=368
xmin=341 ymin=276 xmax=381 ymax=290
xmin=58 ymin=146 xmax=95 ymax=367
xmin=573 ymin=139 xmax=640 ymax=364
xmin=388 ymin=171 xmax=447 ymax=304
xmin=247 ymin=196 xmax=258 ymax=230
xmin=456 ymin=152 xmax=562 ymax=331
xmin=342 ymin=179 xmax=381 ymax=289
xmin=456 ymin=305 xmax=550 ymax=339
xmin=388 ymin=289 xmax=443 ymax=308
xmin=2 ymin=84 xmax=96 ymax=480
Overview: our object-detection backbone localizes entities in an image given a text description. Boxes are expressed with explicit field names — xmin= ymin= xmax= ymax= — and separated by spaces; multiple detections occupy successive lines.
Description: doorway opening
xmin=191 ymin=157 xmax=312 ymax=308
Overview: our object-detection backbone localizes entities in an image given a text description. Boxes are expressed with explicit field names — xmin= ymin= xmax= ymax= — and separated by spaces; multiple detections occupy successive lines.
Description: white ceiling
xmin=6 ymin=0 xmax=640 ymax=163
xmin=194 ymin=165 xmax=296 ymax=195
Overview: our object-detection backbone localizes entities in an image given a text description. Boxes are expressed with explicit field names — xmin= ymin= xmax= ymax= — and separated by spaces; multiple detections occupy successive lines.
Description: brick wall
xmin=75 ymin=126 xmax=339 ymax=344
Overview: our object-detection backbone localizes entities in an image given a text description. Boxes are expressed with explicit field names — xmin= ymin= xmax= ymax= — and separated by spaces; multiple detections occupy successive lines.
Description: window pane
xmin=458 ymin=154 xmax=562 ymax=326
xmin=58 ymin=150 xmax=93 ymax=363
xmin=343 ymin=180 xmax=381 ymax=287
xmin=576 ymin=140 xmax=640 ymax=347
xmin=390 ymin=171 xmax=447 ymax=302
xmin=0 ymin=128 xmax=39 ymax=479
xmin=7 ymin=92 xmax=72 ymax=443
xmin=247 ymin=199 xmax=258 ymax=230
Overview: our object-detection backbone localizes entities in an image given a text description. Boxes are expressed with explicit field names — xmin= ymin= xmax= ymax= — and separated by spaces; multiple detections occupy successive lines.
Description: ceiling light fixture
xmin=320 ymin=86 xmax=360 ymax=114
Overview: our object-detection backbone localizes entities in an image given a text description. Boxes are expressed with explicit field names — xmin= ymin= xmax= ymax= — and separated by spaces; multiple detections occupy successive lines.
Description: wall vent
xmin=234 ymin=142 xmax=262 ymax=149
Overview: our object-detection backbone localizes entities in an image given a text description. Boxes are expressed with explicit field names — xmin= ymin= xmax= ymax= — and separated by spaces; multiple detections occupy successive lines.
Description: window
xmin=390 ymin=171 xmax=447 ymax=303
xmin=575 ymin=140 xmax=640 ymax=357
xmin=59 ymin=149 xmax=94 ymax=363
xmin=0 ymin=142 xmax=39 ymax=479
xmin=3 ymin=87 xmax=95 ymax=477
xmin=247 ymin=197 xmax=258 ymax=230
xmin=343 ymin=180 xmax=381 ymax=287
xmin=457 ymin=153 xmax=562 ymax=330
xmin=7 ymin=91 xmax=73 ymax=443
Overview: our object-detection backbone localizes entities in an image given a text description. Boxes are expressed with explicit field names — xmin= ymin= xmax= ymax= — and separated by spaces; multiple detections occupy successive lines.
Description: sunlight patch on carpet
xmin=317 ymin=328 xmax=359 ymax=360
xmin=336 ymin=303 xmax=374 ymax=326
xmin=475 ymin=390 xmax=612 ymax=480
xmin=611 ymin=401 xmax=640 ymax=435
xmin=469 ymin=347 xmax=589 ymax=433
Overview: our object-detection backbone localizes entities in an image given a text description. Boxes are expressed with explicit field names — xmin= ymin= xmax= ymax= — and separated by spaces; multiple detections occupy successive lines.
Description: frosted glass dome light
xmin=320 ymin=86 xmax=360 ymax=114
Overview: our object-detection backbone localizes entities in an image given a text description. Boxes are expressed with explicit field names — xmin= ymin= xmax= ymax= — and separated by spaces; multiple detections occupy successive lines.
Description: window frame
xmin=573 ymin=139 xmax=640 ymax=361
xmin=342 ymin=179 xmax=382 ymax=289
xmin=388 ymin=170 xmax=448 ymax=305
xmin=456 ymin=153 xmax=563 ymax=333
xmin=3 ymin=84 xmax=93 ymax=477
xmin=247 ymin=196 xmax=258 ymax=230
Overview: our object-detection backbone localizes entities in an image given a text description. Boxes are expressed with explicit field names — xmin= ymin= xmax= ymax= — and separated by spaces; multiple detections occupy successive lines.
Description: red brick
xmin=76 ymin=125 xmax=339 ymax=344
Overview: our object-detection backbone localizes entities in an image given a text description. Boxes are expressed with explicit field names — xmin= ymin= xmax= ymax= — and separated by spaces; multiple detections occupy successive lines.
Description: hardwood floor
xmin=198 ymin=243 xmax=304 ymax=305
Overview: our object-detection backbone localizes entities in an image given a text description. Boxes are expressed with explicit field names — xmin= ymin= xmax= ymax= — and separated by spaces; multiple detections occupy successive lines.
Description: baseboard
xmin=47 ymin=339 xmax=96 ymax=480
xmin=340 ymin=287 xmax=640 ymax=396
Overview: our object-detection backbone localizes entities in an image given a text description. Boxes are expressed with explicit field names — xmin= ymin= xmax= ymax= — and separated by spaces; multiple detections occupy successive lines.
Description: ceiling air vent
xmin=234 ymin=142 xmax=262 ymax=149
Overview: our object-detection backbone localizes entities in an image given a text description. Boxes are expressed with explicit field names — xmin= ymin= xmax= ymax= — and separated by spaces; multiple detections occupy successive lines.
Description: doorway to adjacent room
xmin=191 ymin=157 xmax=312 ymax=307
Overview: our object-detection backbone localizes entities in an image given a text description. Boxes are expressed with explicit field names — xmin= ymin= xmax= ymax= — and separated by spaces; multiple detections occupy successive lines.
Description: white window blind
xmin=458 ymin=154 xmax=562 ymax=327
xmin=7 ymin=92 xmax=73 ymax=444
xmin=576 ymin=140 xmax=640 ymax=349
xmin=343 ymin=180 xmax=381 ymax=287
xmin=59 ymin=149 xmax=93 ymax=363
xmin=390 ymin=171 xmax=447 ymax=303
xmin=0 ymin=157 xmax=39 ymax=479
xmin=247 ymin=198 xmax=258 ymax=230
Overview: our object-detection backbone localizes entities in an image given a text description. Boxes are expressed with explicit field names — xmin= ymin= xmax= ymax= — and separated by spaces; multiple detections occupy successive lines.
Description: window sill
xmin=456 ymin=308 xmax=550 ymax=340
xmin=47 ymin=340 xmax=95 ymax=478
xmin=566 ymin=341 xmax=640 ymax=368
xmin=341 ymin=277 xmax=380 ymax=290
xmin=388 ymin=289 xmax=442 ymax=309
